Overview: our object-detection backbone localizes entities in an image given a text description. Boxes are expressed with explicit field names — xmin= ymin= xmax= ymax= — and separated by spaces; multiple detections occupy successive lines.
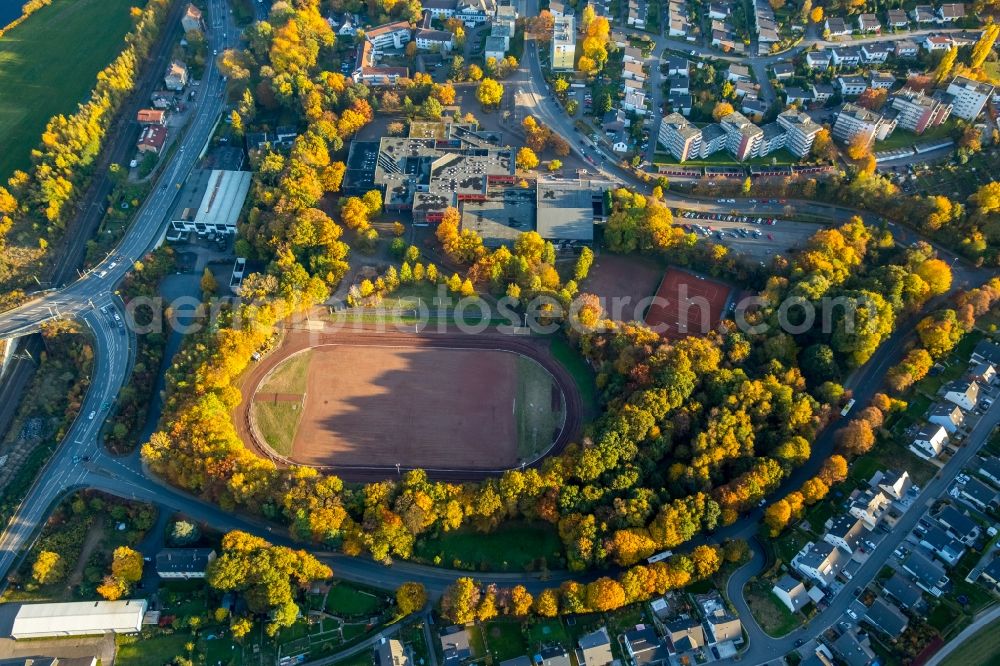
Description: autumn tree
xmin=969 ymin=23 xmax=999 ymax=69
xmin=97 ymin=575 xmax=129 ymax=601
xmin=396 ymin=582 xmax=427 ymax=616
xmin=32 ymin=551 xmax=65 ymax=585
xmin=836 ymin=419 xmax=876 ymax=456
xmin=111 ymin=546 xmax=144 ymax=583
xmin=516 ymin=147 xmax=540 ymax=170
xmin=845 ymin=133 xmax=872 ymax=161
xmin=857 ymin=88 xmax=888 ymax=111
xmin=586 ymin=577 xmax=626 ymax=611
xmin=934 ymin=46 xmax=958 ymax=83
xmin=476 ymin=78 xmax=504 ymax=108
xmin=810 ymin=6 xmax=823 ymax=22
xmin=508 ymin=585 xmax=533 ymax=616
xmin=441 ymin=577 xmax=480 ymax=624
xmin=534 ymin=588 xmax=560 ymax=616
xmin=764 ymin=500 xmax=792 ymax=536
xmin=712 ymin=101 xmax=734 ymax=121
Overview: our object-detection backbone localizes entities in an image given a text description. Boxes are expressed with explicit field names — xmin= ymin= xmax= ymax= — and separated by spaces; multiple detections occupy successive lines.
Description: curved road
xmin=0 ymin=4 xmax=993 ymax=666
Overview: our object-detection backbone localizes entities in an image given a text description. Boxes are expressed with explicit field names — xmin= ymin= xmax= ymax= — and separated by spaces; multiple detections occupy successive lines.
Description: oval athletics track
xmin=235 ymin=329 xmax=584 ymax=481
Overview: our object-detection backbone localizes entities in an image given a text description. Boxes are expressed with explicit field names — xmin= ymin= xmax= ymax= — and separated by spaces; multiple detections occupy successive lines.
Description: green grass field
xmin=549 ymin=336 xmax=597 ymax=414
xmin=116 ymin=634 xmax=192 ymax=666
xmin=414 ymin=522 xmax=564 ymax=571
xmin=252 ymin=401 xmax=303 ymax=455
xmin=0 ymin=0 xmax=137 ymax=180
xmin=259 ymin=350 xmax=312 ymax=394
xmin=325 ymin=583 xmax=384 ymax=617
xmin=516 ymin=355 xmax=563 ymax=461
xmin=942 ymin=617 xmax=1000 ymax=666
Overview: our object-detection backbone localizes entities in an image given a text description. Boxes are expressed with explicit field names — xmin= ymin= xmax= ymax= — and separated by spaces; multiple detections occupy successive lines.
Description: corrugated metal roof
xmin=11 ymin=600 xmax=148 ymax=638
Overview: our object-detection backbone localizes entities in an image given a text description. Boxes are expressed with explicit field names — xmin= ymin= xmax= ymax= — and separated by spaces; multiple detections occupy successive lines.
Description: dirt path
xmin=66 ymin=521 xmax=104 ymax=590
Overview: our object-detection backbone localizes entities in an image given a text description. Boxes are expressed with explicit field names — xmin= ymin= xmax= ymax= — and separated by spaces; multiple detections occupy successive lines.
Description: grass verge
xmin=259 ymin=350 xmax=312 ymax=394
xmin=941 ymin=616 xmax=1000 ymax=666
xmin=252 ymin=400 xmax=303 ymax=456
xmin=516 ymin=355 xmax=564 ymax=461
xmin=414 ymin=522 xmax=565 ymax=571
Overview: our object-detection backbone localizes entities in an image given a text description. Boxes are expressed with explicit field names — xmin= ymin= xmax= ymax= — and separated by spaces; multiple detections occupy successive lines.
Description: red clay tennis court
xmin=644 ymin=268 xmax=732 ymax=337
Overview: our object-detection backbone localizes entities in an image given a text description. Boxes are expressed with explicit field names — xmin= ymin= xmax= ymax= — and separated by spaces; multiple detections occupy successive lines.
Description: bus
xmin=647 ymin=550 xmax=673 ymax=564
xmin=840 ymin=398 xmax=856 ymax=417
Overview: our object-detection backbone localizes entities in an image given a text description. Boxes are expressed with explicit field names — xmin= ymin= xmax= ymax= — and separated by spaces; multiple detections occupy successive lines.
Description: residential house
xmin=667 ymin=56 xmax=690 ymax=75
xmin=977 ymin=456 xmax=1000 ymax=486
xmin=440 ymin=626 xmax=472 ymax=666
xmin=857 ymin=13 xmax=881 ymax=32
xmin=942 ymin=379 xmax=980 ymax=410
xmin=923 ymin=35 xmax=954 ymax=51
xmin=551 ymin=15 xmax=576 ymax=70
xmin=927 ymin=402 xmax=965 ymax=434
xmin=708 ymin=1 xmax=730 ymax=19
xmin=377 ymin=638 xmax=411 ymax=666
xmin=499 ymin=658 xmax=533 ymax=666
xmin=793 ymin=541 xmax=851 ymax=587
xmin=667 ymin=75 xmax=689 ymax=94
xmin=548 ymin=0 xmax=566 ymax=15
xmin=664 ymin=618 xmax=704 ymax=654
xmin=910 ymin=5 xmax=935 ymax=22
xmin=181 ymin=3 xmax=204 ymax=33
xmin=869 ymin=71 xmax=896 ymax=89
xmin=812 ymin=82 xmax=835 ymax=102
xmin=971 ymin=340 xmax=1000 ymax=365
xmin=806 ymin=50 xmax=832 ymax=68
xmin=741 ymin=97 xmax=769 ymax=117
xmin=164 ymin=61 xmax=189 ymax=91
xmin=825 ymin=514 xmax=868 ymax=552
xmin=623 ymin=89 xmax=647 ymax=114
xmin=772 ymin=574 xmax=810 ymax=612
xmin=935 ymin=504 xmax=980 ymax=545
xmin=978 ymin=557 xmax=1000 ymax=591
xmin=415 ymin=28 xmax=454 ymax=52
xmin=960 ymin=478 xmax=1000 ymax=511
xmin=423 ymin=0 xmax=458 ymax=19
xmin=881 ymin=573 xmax=924 ymax=610
xmin=830 ymin=46 xmax=862 ymax=67
xmin=936 ymin=3 xmax=965 ymax=21
xmin=623 ymin=626 xmax=669 ymax=665
xmin=772 ymin=62 xmax=795 ymax=79
xmin=832 ymin=630 xmax=876 ymax=666
xmin=849 ymin=489 xmax=890 ymax=529
xmin=137 ymin=125 xmax=167 ymax=154
xmin=894 ymin=40 xmax=919 ymax=57
xmin=696 ymin=592 xmax=742 ymax=645
xmin=918 ymin=522 xmax=965 ymax=565
xmin=669 ymin=93 xmax=693 ymax=116
xmin=577 ymin=628 xmax=613 ymax=666
xmin=875 ymin=469 xmax=913 ymax=501
xmin=886 ymin=9 xmax=909 ymax=29
xmin=611 ymin=132 xmax=630 ymax=153
xmin=484 ymin=35 xmax=507 ymax=62
xmin=903 ymin=548 xmax=949 ymax=596
xmin=726 ymin=63 xmax=750 ymax=83
xmin=825 ymin=17 xmax=850 ymax=36
xmin=784 ymin=87 xmax=815 ymax=105
xmin=150 ymin=91 xmax=173 ymax=109
xmin=624 ymin=62 xmax=646 ymax=81
xmin=137 ymin=109 xmax=166 ymax=125
xmin=909 ymin=424 xmax=949 ymax=460
xmin=837 ymin=75 xmax=868 ymax=96
xmin=734 ymin=80 xmax=759 ymax=98
xmin=864 ymin=598 xmax=909 ymax=638
xmin=366 ymin=21 xmax=412 ymax=50
xmin=861 ymin=42 xmax=891 ymax=63
xmin=777 ymin=109 xmax=822 ymax=157
xmin=970 ymin=361 xmax=997 ymax=385
xmin=946 ymin=75 xmax=995 ymax=120
xmin=155 ymin=548 xmax=216 ymax=579
xmin=455 ymin=0 xmax=497 ymax=24
xmin=623 ymin=46 xmax=644 ymax=64
xmin=537 ymin=647 xmax=572 ymax=666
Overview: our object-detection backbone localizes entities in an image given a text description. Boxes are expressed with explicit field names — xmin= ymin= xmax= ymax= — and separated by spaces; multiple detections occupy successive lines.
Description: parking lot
xmin=674 ymin=208 xmax=822 ymax=262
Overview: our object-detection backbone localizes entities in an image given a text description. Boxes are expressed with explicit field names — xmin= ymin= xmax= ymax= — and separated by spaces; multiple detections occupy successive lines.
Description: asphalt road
xmin=0 ymin=4 xmax=992 ymax=665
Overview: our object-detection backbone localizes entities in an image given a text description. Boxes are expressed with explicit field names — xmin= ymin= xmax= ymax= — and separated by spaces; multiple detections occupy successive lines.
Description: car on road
xmin=794 ymin=639 xmax=804 ymax=647
xmin=846 ymin=608 xmax=858 ymax=620
xmin=98 ymin=270 xmax=107 ymax=278
xmin=88 ymin=411 xmax=96 ymax=420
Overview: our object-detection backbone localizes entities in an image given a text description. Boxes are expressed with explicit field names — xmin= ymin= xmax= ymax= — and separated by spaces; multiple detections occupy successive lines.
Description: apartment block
xmin=777 ymin=109 xmax=822 ymax=157
xmin=658 ymin=113 xmax=702 ymax=162
xmin=720 ymin=111 xmax=763 ymax=161
xmin=946 ymin=76 xmax=994 ymax=120
xmin=551 ymin=15 xmax=576 ymax=70
xmin=891 ymin=89 xmax=953 ymax=133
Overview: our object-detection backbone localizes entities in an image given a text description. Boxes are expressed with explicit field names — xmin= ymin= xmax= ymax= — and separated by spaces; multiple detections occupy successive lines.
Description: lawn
xmin=742 ymin=580 xmax=801 ymax=637
xmin=774 ymin=527 xmax=812 ymax=566
xmin=251 ymin=400 xmax=303 ymax=456
xmin=325 ymin=583 xmax=384 ymax=617
xmin=874 ymin=120 xmax=956 ymax=152
xmin=481 ymin=620 xmax=529 ymax=661
xmin=414 ymin=522 xmax=565 ymax=571
xmin=516 ymin=354 xmax=564 ymax=461
xmin=942 ymin=616 xmax=1000 ymax=666
xmin=116 ymin=634 xmax=192 ymax=666
xmin=259 ymin=350 xmax=312 ymax=394
xmin=0 ymin=0 xmax=138 ymax=180
xmin=549 ymin=336 xmax=597 ymax=414
xmin=526 ymin=618 xmax=571 ymax=648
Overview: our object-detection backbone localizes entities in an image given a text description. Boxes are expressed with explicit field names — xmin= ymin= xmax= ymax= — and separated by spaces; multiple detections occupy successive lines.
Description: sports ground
xmin=644 ymin=268 xmax=733 ymax=337
xmin=241 ymin=329 xmax=578 ymax=478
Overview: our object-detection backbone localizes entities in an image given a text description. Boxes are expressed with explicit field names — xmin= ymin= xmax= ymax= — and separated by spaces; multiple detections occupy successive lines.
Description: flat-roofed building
xmin=658 ymin=113 xmax=702 ymax=162
xmin=946 ymin=76 xmax=994 ymax=120
xmin=891 ymin=89 xmax=953 ymax=133
xmin=551 ymin=15 xmax=576 ymax=70
xmin=536 ymin=180 xmax=598 ymax=243
xmin=833 ymin=102 xmax=893 ymax=145
xmin=777 ymin=109 xmax=822 ymax=157
xmin=11 ymin=600 xmax=148 ymax=639
xmin=720 ymin=111 xmax=763 ymax=161
xmin=169 ymin=169 xmax=252 ymax=236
